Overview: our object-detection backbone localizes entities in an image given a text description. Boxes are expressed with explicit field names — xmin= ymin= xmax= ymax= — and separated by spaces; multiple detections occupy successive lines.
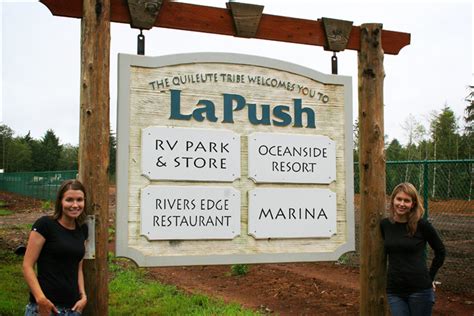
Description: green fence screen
xmin=0 ymin=170 xmax=78 ymax=201
xmin=0 ymin=160 xmax=472 ymax=292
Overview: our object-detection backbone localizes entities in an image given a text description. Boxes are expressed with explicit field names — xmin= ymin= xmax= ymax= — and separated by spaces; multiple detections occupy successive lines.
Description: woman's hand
xmin=37 ymin=296 xmax=58 ymax=316
xmin=72 ymin=295 xmax=87 ymax=314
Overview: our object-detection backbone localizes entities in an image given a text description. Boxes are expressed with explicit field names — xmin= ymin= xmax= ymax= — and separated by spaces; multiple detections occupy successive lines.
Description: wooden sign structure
xmin=116 ymin=52 xmax=354 ymax=266
xmin=40 ymin=1 xmax=410 ymax=315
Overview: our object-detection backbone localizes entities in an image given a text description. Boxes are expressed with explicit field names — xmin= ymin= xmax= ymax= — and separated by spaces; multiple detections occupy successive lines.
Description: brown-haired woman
xmin=380 ymin=182 xmax=446 ymax=316
xmin=23 ymin=180 xmax=88 ymax=316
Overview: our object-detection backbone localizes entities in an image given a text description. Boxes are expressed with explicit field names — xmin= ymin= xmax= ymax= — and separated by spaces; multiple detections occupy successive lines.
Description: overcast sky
xmin=1 ymin=0 xmax=472 ymax=146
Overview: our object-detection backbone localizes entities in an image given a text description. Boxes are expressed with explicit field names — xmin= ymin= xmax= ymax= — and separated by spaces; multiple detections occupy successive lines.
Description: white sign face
xmin=116 ymin=53 xmax=354 ymax=266
xmin=141 ymin=185 xmax=241 ymax=240
xmin=248 ymin=133 xmax=336 ymax=184
xmin=248 ymin=188 xmax=336 ymax=239
xmin=142 ymin=126 xmax=240 ymax=182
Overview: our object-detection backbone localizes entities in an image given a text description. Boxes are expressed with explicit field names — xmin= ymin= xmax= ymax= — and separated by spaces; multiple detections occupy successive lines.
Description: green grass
xmin=231 ymin=264 xmax=249 ymax=276
xmin=0 ymin=209 xmax=13 ymax=216
xmin=0 ymin=249 xmax=28 ymax=316
xmin=109 ymin=258 xmax=258 ymax=316
xmin=0 ymin=252 xmax=259 ymax=316
xmin=0 ymin=200 xmax=7 ymax=207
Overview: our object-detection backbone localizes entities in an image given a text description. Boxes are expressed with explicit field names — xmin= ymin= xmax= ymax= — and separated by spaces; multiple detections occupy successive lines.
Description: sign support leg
xmin=78 ymin=0 xmax=111 ymax=314
xmin=358 ymin=23 xmax=388 ymax=316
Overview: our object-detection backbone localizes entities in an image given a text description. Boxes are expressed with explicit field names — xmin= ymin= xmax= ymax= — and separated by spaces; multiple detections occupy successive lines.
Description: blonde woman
xmin=380 ymin=182 xmax=446 ymax=316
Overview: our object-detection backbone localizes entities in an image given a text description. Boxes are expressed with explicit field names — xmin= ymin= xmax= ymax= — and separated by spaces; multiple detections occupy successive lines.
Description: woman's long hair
xmin=53 ymin=179 xmax=87 ymax=225
xmin=388 ymin=182 xmax=424 ymax=236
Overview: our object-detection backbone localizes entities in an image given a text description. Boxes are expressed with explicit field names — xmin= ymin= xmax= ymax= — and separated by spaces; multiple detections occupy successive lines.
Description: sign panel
xmin=248 ymin=132 xmax=336 ymax=184
xmin=248 ymin=188 xmax=336 ymax=239
xmin=141 ymin=185 xmax=241 ymax=240
xmin=116 ymin=53 xmax=354 ymax=266
xmin=142 ymin=126 xmax=240 ymax=182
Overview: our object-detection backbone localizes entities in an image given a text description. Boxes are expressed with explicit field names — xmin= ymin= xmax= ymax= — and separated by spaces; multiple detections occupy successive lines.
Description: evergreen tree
xmin=5 ymin=138 xmax=33 ymax=172
xmin=36 ymin=129 xmax=62 ymax=171
xmin=464 ymin=85 xmax=474 ymax=134
xmin=0 ymin=124 xmax=14 ymax=171
xmin=58 ymin=144 xmax=79 ymax=170
xmin=430 ymin=106 xmax=459 ymax=160
xmin=386 ymin=139 xmax=404 ymax=161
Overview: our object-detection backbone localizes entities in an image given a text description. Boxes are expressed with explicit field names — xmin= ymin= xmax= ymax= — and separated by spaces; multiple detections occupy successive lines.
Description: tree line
xmin=1 ymin=89 xmax=472 ymax=174
xmin=0 ymin=126 xmax=117 ymax=174
xmin=354 ymin=95 xmax=474 ymax=162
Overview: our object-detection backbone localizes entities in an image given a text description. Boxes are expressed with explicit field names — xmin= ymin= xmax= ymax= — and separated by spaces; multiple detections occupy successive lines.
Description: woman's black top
xmin=29 ymin=216 xmax=88 ymax=307
xmin=380 ymin=218 xmax=446 ymax=295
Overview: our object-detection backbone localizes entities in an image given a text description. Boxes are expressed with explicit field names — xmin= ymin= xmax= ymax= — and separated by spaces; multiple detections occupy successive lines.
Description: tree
xmin=0 ymin=124 xmax=14 ymax=171
xmin=429 ymin=106 xmax=460 ymax=198
xmin=109 ymin=129 xmax=117 ymax=177
xmin=401 ymin=114 xmax=427 ymax=160
xmin=35 ymin=129 xmax=63 ymax=171
xmin=353 ymin=120 xmax=359 ymax=162
xmin=5 ymin=138 xmax=33 ymax=172
xmin=58 ymin=144 xmax=79 ymax=170
xmin=465 ymin=85 xmax=474 ymax=134
xmin=430 ymin=106 xmax=459 ymax=160
xmin=385 ymin=139 xmax=404 ymax=161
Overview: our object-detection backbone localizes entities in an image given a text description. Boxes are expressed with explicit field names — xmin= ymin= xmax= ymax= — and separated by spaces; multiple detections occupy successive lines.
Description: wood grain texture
xmin=358 ymin=24 xmax=388 ymax=316
xmin=78 ymin=0 xmax=110 ymax=314
xmin=40 ymin=0 xmax=410 ymax=55
xmin=126 ymin=62 xmax=349 ymax=257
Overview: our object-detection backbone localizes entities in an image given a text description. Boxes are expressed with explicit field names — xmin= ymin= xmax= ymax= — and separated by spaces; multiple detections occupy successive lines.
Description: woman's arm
xmin=422 ymin=220 xmax=446 ymax=281
xmin=72 ymin=243 xmax=88 ymax=313
xmin=22 ymin=231 xmax=58 ymax=316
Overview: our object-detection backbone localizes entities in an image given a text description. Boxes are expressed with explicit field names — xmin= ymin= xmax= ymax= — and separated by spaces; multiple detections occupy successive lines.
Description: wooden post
xmin=78 ymin=0 xmax=110 ymax=315
xmin=358 ymin=23 xmax=387 ymax=315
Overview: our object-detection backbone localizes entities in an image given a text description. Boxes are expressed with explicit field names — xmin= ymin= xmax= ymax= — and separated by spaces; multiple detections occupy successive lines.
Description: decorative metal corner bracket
xmin=321 ymin=17 xmax=353 ymax=52
xmin=127 ymin=0 xmax=163 ymax=30
xmin=226 ymin=2 xmax=264 ymax=38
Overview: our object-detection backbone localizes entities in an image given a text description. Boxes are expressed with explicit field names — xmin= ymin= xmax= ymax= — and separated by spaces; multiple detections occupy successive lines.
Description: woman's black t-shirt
xmin=29 ymin=216 xmax=88 ymax=307
xmin=380 ymin=218 xmax=445 ymax=295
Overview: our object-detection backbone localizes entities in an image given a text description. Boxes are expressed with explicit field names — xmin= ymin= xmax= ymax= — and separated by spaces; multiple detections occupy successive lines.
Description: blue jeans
xmin=387 ymin=288 xmax=435 ymax=316
xmin=25 ymin=302 xmax=82 ymax=316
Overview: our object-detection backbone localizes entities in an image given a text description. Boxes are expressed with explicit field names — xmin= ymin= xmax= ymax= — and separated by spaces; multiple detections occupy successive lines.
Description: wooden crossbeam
xmin=40 ymin=0 xmax=410 ymax=55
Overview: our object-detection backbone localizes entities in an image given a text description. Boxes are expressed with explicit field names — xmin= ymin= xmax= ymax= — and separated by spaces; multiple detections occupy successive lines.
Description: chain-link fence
xmin=1 ymin=162 xmax=472 ymax=293
xmin=0 ymin=170 xmax=77 ymax=200
xmin=352 ymin=159 xmax=474 ymax=294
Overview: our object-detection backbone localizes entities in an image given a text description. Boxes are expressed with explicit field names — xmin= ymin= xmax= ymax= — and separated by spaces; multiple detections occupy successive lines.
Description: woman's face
xmin=392 ymin=191 xmax=414 ymax=222
xmin=61 ymin=189 xmax=85 ymax=220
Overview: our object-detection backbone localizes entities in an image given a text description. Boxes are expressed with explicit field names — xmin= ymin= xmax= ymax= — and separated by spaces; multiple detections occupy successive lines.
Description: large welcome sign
xmin=116 ymin=53 xmax=354 ymax=266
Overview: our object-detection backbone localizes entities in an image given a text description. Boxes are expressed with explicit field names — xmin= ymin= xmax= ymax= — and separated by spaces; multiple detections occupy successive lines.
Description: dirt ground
xmin=1 ymin=190 xmax=473 ymax=315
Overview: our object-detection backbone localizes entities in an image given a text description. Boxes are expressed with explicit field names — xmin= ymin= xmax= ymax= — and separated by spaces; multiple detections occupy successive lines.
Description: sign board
xmin=248 ymin=133 xmax=336 ymax=184
xmin=248 ymin=188 xmax=336 ymax=239
xmin=141 ymin=185 xmax=240 ymax=240
xmin=116 ymin=53 xmax=354 ymax=266
xmin=141 ymin=126 xmax=240 ymax=181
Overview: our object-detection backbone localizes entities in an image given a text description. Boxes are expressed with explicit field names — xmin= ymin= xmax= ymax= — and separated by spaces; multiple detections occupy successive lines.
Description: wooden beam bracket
xmin=321 ymin=17 xmax=353 ymax=52
xmin=226 ymin=2 xmax=264 ymax=38
xmin=127 ymin=0 xmax=162 ymax=30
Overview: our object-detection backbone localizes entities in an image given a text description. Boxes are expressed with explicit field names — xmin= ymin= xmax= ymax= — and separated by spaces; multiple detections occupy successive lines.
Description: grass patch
xmin=0 ymin=209 xmax=13 ymax=216
xmin=0 ymin=200 xmax=7 ymax=207
xmin=231 ymin=264 xmax=249 ymax=276
xmin=0 ymin=252 xmax=259 ymax=316
xmin=109 ymin=258 xmax=258 ymax=315
xmin=41 ymin=200 xmax=52 ymax=211
xmin=0 ymin=249 xmax=28 ymax=316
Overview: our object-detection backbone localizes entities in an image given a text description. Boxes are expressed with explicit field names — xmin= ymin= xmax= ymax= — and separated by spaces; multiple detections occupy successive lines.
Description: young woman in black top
xmin=380 ymin=182 xmax=446 ymax=316
xmin=23 ymin=180 xmax=88 ymax=316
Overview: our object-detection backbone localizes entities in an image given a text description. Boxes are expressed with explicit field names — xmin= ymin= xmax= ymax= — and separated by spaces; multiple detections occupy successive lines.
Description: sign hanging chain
xmin=138 ymin=29 xmax=145 ymax=55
